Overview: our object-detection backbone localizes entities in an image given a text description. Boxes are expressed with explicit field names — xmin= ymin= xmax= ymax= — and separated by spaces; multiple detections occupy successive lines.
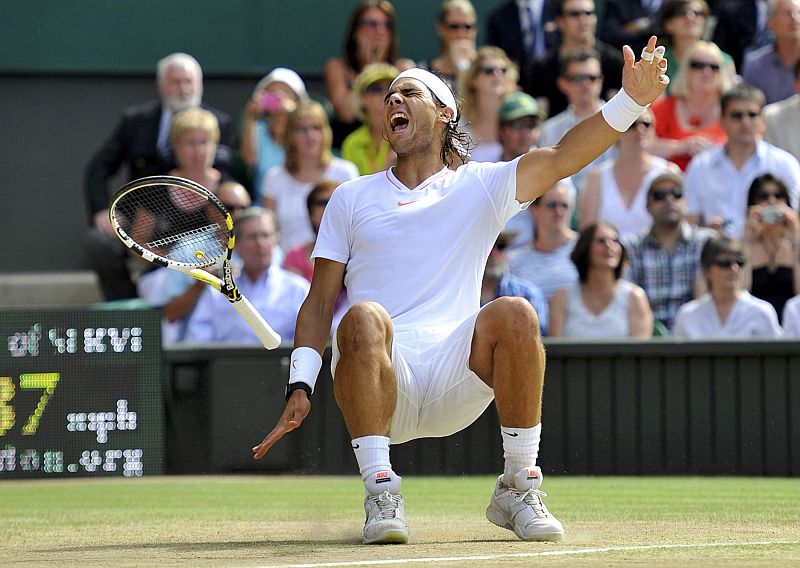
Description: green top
xmin=341 ymin=124 xmax=394 ymax=176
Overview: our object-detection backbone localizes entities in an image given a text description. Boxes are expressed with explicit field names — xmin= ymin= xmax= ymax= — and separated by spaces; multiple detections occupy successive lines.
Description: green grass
xmin=2 ymin=475 xmax=799 ymax=567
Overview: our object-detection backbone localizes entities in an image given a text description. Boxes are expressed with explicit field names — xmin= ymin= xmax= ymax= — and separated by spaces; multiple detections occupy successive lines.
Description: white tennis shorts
xmin=331 ymin=310 xmax=495 ymax=444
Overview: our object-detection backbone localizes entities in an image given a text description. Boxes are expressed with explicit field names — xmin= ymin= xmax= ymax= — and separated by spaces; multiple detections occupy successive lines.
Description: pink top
xmin=283 ymin=243 xmax=314 ymax=281
xmin=652 ymin=96 xmax=728 ymax=171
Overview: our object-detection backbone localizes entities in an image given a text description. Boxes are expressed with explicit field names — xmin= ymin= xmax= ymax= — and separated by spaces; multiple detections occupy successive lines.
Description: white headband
xmin=390 ymin=68 xmax=458 ymax=120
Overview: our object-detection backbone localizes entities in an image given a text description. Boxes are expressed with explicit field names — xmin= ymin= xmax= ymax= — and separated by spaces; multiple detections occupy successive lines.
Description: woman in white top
xmin=782 ymin=294 xmax=800 ymax=337
xmin=549 ymin=222 xmax=653 ymax=338
xmin=673 ymin=235 xmax=783 ymax=338
xmin=578 ymin=108 xmax=681 ymax=239
xmin=262 ymin=100 xmax=359 ymax=250
xmin=459 ymin=46 xmax=519 ymax=162
xmin=507 ymin=180 xmax=579 ymax=301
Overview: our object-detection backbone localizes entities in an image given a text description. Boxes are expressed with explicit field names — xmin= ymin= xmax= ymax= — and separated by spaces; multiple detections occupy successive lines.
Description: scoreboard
xmin=0 ymin=308 xmax=164 ymax=478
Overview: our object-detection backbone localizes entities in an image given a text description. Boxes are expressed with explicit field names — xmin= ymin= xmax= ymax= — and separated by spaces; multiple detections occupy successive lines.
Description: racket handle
xmin=231 ymin=295 xmax=282 ymax=349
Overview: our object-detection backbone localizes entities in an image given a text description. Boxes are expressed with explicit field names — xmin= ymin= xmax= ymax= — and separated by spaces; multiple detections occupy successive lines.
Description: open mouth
xmin=390 ymin=112 xmax=409 ymax=132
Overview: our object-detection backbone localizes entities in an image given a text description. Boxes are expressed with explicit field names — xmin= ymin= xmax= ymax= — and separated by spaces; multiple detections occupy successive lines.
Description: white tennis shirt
xmin=312 ymin=158 xmax=527 ymax=331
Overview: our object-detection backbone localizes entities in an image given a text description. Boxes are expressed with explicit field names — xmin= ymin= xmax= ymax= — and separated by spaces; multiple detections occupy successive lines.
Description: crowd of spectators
xmin=85 ymin=0 xmax=800 ymax=343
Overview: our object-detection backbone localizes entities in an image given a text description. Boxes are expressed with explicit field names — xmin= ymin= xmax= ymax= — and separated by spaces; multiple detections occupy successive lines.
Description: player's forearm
xmin=293 ymin=294 xmax=335 ymax=354
xmin=552 ymin=113 xmax=619 ymax=178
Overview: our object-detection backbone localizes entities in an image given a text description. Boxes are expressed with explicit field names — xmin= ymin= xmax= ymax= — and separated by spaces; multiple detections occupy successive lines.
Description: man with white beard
xmin=84 ymin=52 xmax=233 ymax=300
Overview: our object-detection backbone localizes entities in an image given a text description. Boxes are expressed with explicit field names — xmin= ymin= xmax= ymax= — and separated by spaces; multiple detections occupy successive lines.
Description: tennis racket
xmin=109 ymin=175 xmax=282 ymax=349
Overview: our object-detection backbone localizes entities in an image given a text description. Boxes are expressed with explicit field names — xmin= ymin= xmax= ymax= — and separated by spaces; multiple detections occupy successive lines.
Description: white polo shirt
xmin=312 ymin=158 xmax=526 ymax=331
xmin=673 ymin=291 xmax=783 ymax=339
xmin=684 ymin=140 xmax=800 ymax=239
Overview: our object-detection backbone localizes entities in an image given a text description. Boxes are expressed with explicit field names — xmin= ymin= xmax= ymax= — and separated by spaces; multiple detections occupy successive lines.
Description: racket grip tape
xmin=231 ymin=295 xmax=282 ymax=349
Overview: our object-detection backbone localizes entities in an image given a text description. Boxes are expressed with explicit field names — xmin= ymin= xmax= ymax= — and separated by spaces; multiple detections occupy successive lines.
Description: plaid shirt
xmin=624 ymin=223 xmax=716 ymax=332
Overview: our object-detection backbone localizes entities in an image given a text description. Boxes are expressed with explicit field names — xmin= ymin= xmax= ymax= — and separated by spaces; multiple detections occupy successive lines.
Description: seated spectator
xmin=485 ymin=0 xmax=560 ymax=72
xmin=743 ymin=173 xmax=800 ymax=322
xmin=481 ymin=229 xmax=548 ymax=335
xmin=685 ymin=84 xmax=800 ymax=239
xmin=781 ymin=293 xmax=800 ymax=335
xmin=658 ymin=1 xmax=737 ymax=90
xmin=742 ymin=0 xmax=800 ymax=104
xmin=508 ymin=180 xmax=579 ymax=301
xmin=239 ymin=68 xmax=307 ymax=202
xmin=549 ymin=222 xmax=653 ymax=338
xmin=184 ymin=207 xmax=310 ymax=344
xmin=341 ymin=63 xmax=399 ymax=175
xmin=525 ymin=0 xmax=623 ymax=118
xmin=418 ymin=0 xmax=478 ymax=90
xmin=624 ymin=172 xmax=716 ymax=332
xmin=673 ymin=235 xmax=783 ymax=337
xmin=599 ymin=0 xmax=661 ymax=54
xmin=459 ymin=46 xmax=520 ymax=162
xmin=713 ymin=0 xmax=774 ymax=72
xmin=764 ymin=59 xmax=800 ymax=161
xmin=579 ymin=108 xmax=681 ymax=239
xmin=324 ymin=0 xmax=414 ymax=147
xmin=167 ymin=108 xmax=229 ymax=192
xmin=649 ymin=41 xmax=732 ymax=171
xmin=538 ymin=49 xmax=616 ymax=190
xmin=85 ymin=52 xmax=232 ymax=301
xmin=262 ymin=100 xmax=359 ymax=251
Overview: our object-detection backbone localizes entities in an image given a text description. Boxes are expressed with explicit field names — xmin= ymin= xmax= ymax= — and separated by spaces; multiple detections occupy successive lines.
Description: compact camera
xmin=761 ymin=204 xmax=785 ymax=225
xmin=259 ymin=91 xmax=283 ymax=113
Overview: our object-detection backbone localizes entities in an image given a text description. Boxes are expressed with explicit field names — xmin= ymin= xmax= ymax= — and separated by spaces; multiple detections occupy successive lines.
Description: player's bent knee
xmin=337 ymin=301 xmax=393 ymax=352
xmin=488 ymin=297 xmax=541 ymax=339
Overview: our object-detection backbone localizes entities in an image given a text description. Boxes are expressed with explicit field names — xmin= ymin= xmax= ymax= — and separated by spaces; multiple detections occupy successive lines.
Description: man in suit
xmin=486 ymin=0 xmax=561 ymax=72
xmin=713 ymin=0 xmax=771 ymax=72
xmin=599 ymin=0 xmax=662 ymax=54
xmin=84 ymin=52 xmax=233 ymax=300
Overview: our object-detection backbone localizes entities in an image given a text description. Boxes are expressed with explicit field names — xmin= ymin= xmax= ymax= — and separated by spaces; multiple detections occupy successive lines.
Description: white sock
xmin=351 ymin=435 xmax=401 ymax=495
xmin=501 ymin=424 xmax=541 ymax=486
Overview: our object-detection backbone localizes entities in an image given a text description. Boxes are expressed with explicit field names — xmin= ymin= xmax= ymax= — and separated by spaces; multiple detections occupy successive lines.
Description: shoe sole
xmin=485 ymin=505 xmax=564 ymax=542
xmin=363 ymin=529 xmax=409 ymax=545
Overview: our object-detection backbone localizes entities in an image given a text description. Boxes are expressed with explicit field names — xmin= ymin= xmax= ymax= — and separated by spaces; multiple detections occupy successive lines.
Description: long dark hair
xmin=746 ymin=173 xmax=791 ymax=208
xmin=570 ymin=222 xmax=627 ymax=283
xmin=343 ymin=1 xmax=399 ymax=73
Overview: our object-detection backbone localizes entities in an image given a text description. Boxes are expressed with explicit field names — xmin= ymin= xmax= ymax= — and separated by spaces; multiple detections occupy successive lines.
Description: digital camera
xmin=761 ymin=204 xmax=785 ymax=225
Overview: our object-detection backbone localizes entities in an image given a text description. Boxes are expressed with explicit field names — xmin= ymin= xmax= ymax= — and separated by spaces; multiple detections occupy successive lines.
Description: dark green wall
xmin=0 ymin=0 xmax=506 ymax=76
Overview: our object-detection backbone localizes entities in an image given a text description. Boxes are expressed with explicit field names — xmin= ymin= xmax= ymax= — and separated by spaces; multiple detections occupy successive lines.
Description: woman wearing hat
xmin=341 ymin=63 xmax=399 ymax=175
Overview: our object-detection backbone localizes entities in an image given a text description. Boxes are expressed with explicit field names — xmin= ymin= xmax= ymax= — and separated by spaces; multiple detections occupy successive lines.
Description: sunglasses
xmin=543 ymin=201 xmax=569 ymax=210
xmin=504 ymin=118 xmax=541 ymax=130
xmin=711 ymin=257 xmax=745 ymax=269
xmin=364 ymin=82 xmax=388 ymax=94
xmin=675 ymin=7 xmax=705 ymax=18
xmin=728 ymin=110 xmax=761 ymax=120
xmin=627 ymin=119 xmax=652 ymax=131
xmin=688 ymin=60 xmax=721 ymax=72
xmin=564 ymin=74 xmax=601 ymax=84
xmin=480 ymin=65 xmax=508 ymax=75
xmin=310 ymin=198 xmax=330 ymax=207
xmin=649 ymin=187 xmax=683 ymax=201
xmin=444 ymin=22 xmax=475 ymax=31
xmin=359 ymin=18 xmax=391 ymax=30
xmin=565 ymin=9 xmax=595 ymax=17
xmin=755 ymin=191 xmax=786 ymax=201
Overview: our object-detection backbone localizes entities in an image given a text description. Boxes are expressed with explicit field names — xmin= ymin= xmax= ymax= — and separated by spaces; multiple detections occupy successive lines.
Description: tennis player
xmin=253 ymin=36 xmax=669 ymax=544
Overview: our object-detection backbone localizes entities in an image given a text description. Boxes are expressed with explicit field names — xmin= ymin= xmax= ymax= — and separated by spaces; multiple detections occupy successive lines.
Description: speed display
xmin=0 ymin=308 xmax=164 ymax=478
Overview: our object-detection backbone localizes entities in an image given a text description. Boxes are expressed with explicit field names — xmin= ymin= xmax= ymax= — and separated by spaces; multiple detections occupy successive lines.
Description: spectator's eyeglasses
xmin=728 ymin=110 xmax=761 ymax=120
xmin=480 ymin=65 xmax=508 ymax=75
xmin=627 ymin=119 xmax=652 ymax=131
xmin=711 ymin=257 xmax=745 ymax=269
xmin=294 ymin=124 xmax=323 ymax=134
xmin=359 ymin=18 xmax=391 ymax=30
xmin=310 ymin=198 xmax=330 ymax=207
xmin=565 ymin=9 xmax=595 ymax=17
xmin=688 ymin=60 xmax=720 ymax=72
xmin=675 ymin=7 xmax=705 ymax=18
xmin=222 ymin=203 xmax=248 ymax=213
xmin=543 ymin=201 xmax=569 ymax=210
xmin=494 ymin=240 xmax=509 ymax=251
xmin=649 ymin=186 xmax=683 ymax=201
xmin=444 ymin=22 xmax=475 ymax=31
xmin=504 ymin=118 xmax=541 ymax=130
xmin=564 ymin=74 xmax=601 ymax=84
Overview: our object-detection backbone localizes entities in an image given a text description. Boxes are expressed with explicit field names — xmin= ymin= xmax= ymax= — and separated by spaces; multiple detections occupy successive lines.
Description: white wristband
xmin=600 ymin=88 xmax=649 ymax=133
xmin=288 ymin=346 xmax=323 ymax=394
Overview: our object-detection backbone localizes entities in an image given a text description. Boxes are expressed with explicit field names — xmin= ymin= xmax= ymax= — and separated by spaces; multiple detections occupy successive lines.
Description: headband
xmin=390 ymin=68 xmax=458 ymax=120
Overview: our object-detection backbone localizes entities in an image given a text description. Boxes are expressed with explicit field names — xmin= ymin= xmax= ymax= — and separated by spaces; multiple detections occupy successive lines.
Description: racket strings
xmin=113 ymin=182 xmax=230 ymax=267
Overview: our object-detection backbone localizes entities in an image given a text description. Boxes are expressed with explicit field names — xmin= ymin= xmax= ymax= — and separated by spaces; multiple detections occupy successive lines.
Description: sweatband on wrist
xmin=600 ymin=88 xmax=649 ymax=133
xmin=287 ymin=346 xmax=322 ymax=397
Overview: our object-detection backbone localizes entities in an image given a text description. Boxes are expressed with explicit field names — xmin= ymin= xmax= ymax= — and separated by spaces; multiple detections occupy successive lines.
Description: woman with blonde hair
xmin=458 ymin=45 xmax=519 ymax=162
xmin=262 ymin=100 xmax=359 ymax=251
xmin=168 ymin=108 xmax=226 ymax=192
xmin=649 ymin=40 xmax=732 ymax=170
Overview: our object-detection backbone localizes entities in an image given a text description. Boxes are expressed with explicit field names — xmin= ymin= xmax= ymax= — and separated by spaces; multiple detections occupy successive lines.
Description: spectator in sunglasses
xmin=673 ymin=235 xmax=783 ymax=337
xmin=418 ymin=0 xmax=478 ymax=90
xmin=685 ymin=84 xmax=800 ymax=238
xmin=742 ymin=173 xmax=800 ymax=322
xmin=649 ymin=41 xmax=733 ymax=171
xmin=459 ymin=46 xmax=520 ymax=162
xmin=623 ymin=172 xmax=716 ymax=332
xmin=342 ymin=63 xmax=399 ymax=175
xmin=579 ymin=108 xmax=680 ymax=238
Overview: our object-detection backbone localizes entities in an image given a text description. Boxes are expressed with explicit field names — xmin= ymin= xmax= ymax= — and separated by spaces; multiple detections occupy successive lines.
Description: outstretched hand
xmin=251 ymin=390 xmax=311 ymax=460
xmin=621 ymin=35 xmax=669 ymax=107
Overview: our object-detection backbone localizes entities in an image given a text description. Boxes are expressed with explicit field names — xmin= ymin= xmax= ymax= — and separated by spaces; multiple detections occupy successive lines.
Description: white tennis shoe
xmin=362 ymin=491 xmax=409 ymax=544
xmin=485 ymin=466 xmax=564 ymax=542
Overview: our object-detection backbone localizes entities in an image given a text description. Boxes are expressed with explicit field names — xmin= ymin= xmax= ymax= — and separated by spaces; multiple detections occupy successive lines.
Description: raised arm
xmin=252 ymin=258 xmax=345 ymax=459
xmin=515 ymin=36 xmax=668 ymax=203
